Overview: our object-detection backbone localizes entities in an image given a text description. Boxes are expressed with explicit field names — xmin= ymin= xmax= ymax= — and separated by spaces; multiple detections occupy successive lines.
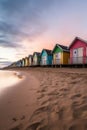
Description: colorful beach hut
xmin=69 ymin=37 xmax=87 ymax=64
xmin=19 ymin=60 xmax=22 ymax=67
xmin=16 ymin=60 xmax=22 ymax=67
xmin=25 ymin=57 xmax=29 ymax=67
xmin=40 ymin=49 xmax=52 ymax=66
xmin=29 ymin=55 xmax=33 ymax=66
xmin=21 ymin=58 xmax=25 ymax=67
xmin=52 ymin=44 xmax=70 ymax=65
xmin=33 ymin=52 xmax=40 ymax=66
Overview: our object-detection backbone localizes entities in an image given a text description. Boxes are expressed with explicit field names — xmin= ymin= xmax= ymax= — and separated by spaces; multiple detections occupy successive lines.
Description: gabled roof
xmin=69 ymin=37 xmax=87 ymax=48
xmin=25 ymin=56 xmax=28 ymax=59
xmin=53 ymin=44 xmax=69 ymax=52
xmin=22 ymin=58 xmax=25 ymax=60
xmin=42 ymin=49 xmax=52 ymax=55
xmin=33 ymin=52 xmax=41 ymax=57
xmin=29 ymin=55 xmax=33 ymax=58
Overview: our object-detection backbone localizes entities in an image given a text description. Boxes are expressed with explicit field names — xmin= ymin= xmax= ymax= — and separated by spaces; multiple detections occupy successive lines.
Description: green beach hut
xmin=52 ymin=44 xmax=70 ymax=65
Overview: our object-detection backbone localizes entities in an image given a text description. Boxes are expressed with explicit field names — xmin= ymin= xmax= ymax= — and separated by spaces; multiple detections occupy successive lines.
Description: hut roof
xmin=29 ymin=55 xmax=33 ymax=58
xmin=33 ymin=52 xmax=41 ymax=57
xmin=42 ymin=49 xmax=52 ymax=55
xmin=53 ymin=44 xmax=69 ymax=52
xmin=69 ymin=37 xmax=87 ymax=48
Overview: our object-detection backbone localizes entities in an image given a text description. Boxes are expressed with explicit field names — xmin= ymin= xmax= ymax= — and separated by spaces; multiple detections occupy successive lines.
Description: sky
xmin=0 ymin=0 xmax=87 ymax=67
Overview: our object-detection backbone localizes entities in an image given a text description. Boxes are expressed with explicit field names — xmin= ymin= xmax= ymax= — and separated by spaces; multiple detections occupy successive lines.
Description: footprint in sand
xmin=20 ymin=115 xmax=25 ymax=120
xmin=59 ymin=88 xmax=68 ymax=92
xmin=71 ymin=94 xmax=82 ymax=100
xmin=41 ymin=100 xmax=49 ymax=106
xmin=26 ymin=122 xmax=40 ymax=130
xmin=72 ymin=101 xmax=81 ymax=108
xmin=34 ymin=105 xmax=48 ymax=115
xmin=12 ymin=117 xmax=18 ymax=122
xmin=37 ymin=86 xmax=48 ymax=93
xmin=69 ymin=81 xmax=78 ymax=84
xmin=40 ymin=88 xmax=47 ymax=93
xmin=37 ymin=94 xmax=45 ymax=100
xmin=47 ymin=91 xmax=59 ymax=96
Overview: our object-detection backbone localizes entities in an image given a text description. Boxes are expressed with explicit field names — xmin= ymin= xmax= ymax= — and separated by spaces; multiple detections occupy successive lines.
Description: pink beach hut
xmin=69 ymin=37 xmax=87 ymax=64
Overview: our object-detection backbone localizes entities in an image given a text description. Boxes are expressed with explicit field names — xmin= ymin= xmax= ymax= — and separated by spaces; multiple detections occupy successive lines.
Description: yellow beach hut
xmin=25 ymin=57 xmax=29 ymax=67
xmin=29 ymin=55 xmax=33 ymax=66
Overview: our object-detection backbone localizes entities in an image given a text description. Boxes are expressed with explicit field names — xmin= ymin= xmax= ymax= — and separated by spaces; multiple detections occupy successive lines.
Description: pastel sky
xmin=0 ymin=0 xmax=87 ymax=67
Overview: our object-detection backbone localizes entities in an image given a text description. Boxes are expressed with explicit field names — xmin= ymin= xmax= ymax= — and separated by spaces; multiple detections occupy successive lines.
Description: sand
xmin=0 ymin=68 xmax=87 ymax=130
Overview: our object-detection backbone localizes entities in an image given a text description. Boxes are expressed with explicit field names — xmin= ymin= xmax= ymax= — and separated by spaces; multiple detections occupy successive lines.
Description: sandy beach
xmin=0 ymin=68 xmax=87 ymax=130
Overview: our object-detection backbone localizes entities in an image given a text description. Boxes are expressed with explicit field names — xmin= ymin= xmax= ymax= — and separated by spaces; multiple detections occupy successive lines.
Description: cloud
xmin=0 ymin=20 xmax=29 ymax=38
xmin=0 ymin=35 xmax=5 ymax=38
xmin=0 ymin=0 xmax=56 ymax=42
xmin=0 ymin=58 xmax=8 ymax=60
xmin=0 ymin=61 xmax=11 ymax=64
xmin=0 ymin=39 xmax=22 ymax=48
xmin=1 ymin=0 xmax=55 ymax=14
xmin=0 ymin=61 xmax=12 ymax=68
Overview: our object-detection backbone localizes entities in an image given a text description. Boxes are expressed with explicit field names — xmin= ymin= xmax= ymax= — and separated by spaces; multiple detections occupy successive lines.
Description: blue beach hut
xmin=40 ymin=49 xmax=52 ymax=66
xmin=16 ymin=60 xmax=22 ymax=67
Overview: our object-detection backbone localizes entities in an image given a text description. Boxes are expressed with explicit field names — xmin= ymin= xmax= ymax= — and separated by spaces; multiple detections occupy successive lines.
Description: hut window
xmin=73 ymin=49 xmax=78 ymax=57
xmin=78 ymin=47 xmax=83 ymax=57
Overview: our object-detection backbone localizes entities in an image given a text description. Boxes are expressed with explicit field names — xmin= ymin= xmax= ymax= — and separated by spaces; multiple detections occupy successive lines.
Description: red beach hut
xmin=69 ymin=37 xmax=87 ymax=64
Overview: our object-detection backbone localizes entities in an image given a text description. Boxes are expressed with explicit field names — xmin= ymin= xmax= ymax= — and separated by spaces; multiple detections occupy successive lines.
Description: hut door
xmin=73 ymin=48 xmax=83 ymax=64
xmin=44 ymin=56 xmax=47 ymax=65
xmin=78 ymin=48 xmax=83 ymax=57
xmin=78 ymin=47 xmax=83 ymax=63
xmin=56 ymin=53 xmax=61 ymax=64
xmin=73 ymin=49 xmax=78 ymax=57
xmin=73 ymin=49 xmax=78 ymax=64
xmin=35 ymin=56 xmax=37 ymax=65
xmin=42 ymin=56 xmax=46 ymax=65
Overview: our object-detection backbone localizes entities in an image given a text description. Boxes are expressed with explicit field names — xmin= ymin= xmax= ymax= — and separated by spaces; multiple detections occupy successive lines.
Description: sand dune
xmin=0 ymin=68 xmax=87 ymax=130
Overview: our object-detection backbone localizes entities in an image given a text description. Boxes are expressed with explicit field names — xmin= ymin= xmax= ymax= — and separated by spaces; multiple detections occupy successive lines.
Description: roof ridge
xmin=69 ymin=36 xmax=87 ymax=48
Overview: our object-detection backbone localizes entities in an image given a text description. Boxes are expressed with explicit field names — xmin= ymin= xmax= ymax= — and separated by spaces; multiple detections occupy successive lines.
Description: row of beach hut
xmin=10 ymin=37 xmax=87 ymax=68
